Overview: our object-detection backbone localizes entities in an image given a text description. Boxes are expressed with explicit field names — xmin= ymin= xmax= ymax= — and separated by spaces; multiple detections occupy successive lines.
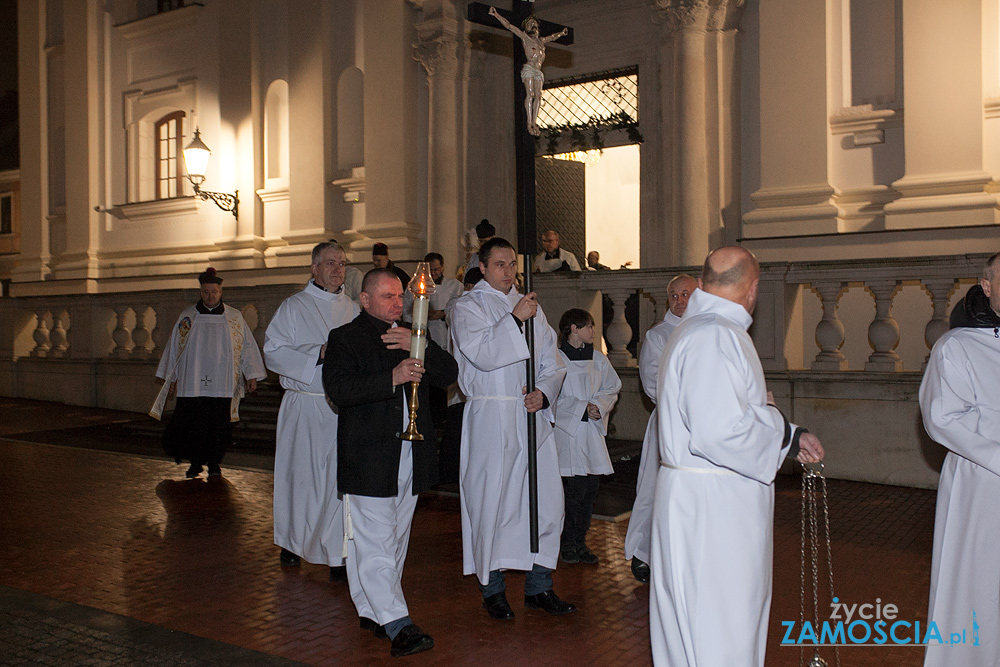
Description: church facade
xmin=2 ymin=0 xmax=997 ymax=487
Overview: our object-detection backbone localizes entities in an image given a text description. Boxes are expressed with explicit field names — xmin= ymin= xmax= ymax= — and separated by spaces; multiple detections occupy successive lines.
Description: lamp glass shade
xmin=407 ymin=262 xmax=437 ymax=297
xmin=183 ymin=129 xmax=212 ymax=179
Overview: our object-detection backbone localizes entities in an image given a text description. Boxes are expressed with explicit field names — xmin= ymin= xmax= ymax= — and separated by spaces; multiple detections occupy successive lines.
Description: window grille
xmin=538 ymin=67 xmax=638 ymax=130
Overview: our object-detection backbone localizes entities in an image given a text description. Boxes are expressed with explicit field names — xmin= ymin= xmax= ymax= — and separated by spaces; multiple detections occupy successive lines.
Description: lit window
xmin=154 ymin=111 xmax=184 ymax=200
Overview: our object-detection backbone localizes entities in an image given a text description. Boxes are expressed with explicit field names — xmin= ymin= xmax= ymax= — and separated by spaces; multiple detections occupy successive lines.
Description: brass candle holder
xmin=401 ymin=262 xmax=436 ymax=442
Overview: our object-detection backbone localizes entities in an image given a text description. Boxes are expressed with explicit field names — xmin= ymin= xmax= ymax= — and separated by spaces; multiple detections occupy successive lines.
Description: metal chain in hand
xmin=800 ymin=461 xmax=840 ymax=667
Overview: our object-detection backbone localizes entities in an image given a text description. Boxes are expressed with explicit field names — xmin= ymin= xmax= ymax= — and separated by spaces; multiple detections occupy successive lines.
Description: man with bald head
xmin=265 ymin=241 xmax=359 ymax=575
xmin=624 ymin=273 xmax=697 ymax=583
xmin=649 ymin=246 xmax=824 ymax=667
xmin=323 ymin=268 xmax=458 ymax=658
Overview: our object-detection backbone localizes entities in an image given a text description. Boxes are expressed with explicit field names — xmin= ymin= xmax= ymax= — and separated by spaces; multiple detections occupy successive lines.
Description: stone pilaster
xmin=414 ymin=3 xmax=467 ymax=268
xmin=650 ymin=0 xmax=745 ymax=265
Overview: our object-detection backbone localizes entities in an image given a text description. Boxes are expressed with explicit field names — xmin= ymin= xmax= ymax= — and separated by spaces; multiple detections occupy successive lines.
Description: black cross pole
xmin=467 ymin=1 xmax=573 ymax=554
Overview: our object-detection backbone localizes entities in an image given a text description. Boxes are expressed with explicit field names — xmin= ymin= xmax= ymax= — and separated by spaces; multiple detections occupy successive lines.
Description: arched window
xmin=154 ymin=111 xmax=184 ymax=199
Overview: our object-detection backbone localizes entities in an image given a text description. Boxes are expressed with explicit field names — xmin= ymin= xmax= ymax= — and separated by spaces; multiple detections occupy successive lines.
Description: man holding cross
xmin=450 ymin=237 xmax=574 ymax=620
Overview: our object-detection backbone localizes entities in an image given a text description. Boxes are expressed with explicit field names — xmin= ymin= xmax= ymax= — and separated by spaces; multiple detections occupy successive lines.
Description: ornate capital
xmin=412 ymin=38 xmax=459 ymax=77
xmin=650 ymin=0 xmax=745 ymax=33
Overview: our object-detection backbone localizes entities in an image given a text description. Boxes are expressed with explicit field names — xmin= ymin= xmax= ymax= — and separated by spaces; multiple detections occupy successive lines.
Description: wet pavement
xmin=0 ymin=397 xmax=937 ymax=666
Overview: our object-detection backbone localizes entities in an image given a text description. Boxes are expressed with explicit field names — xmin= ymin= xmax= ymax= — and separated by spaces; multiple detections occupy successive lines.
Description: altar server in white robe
xmin=151 ymin=267 xmax=266 ymax=479
xmin=450 ymin=237 xmax=575 ymax=621
xmin=624 ymin=274 xmax=696 ymax=584
xmin=264 ymin=242 xmax=359 ymax=574
xmin=650 ymin=246 xmax=824 ymax=667
xmin=920 ymin=251 xmax=1000 ymax=667
xmin=422 ymin=253 xmax=464 ymax=353
xmin=553 ymin=307 xmax=621 ymax=566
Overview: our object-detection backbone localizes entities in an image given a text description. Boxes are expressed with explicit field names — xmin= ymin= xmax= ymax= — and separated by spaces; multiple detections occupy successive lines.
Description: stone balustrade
xmin=0 ymin=253 xmax=990 ymax=489
xmin=531 ymin=252 xmax=989 ymax=373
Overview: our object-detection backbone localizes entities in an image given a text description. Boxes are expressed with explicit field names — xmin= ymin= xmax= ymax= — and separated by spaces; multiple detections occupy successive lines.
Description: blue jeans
xmin=479 ymin=564 xmax=553 ymax=598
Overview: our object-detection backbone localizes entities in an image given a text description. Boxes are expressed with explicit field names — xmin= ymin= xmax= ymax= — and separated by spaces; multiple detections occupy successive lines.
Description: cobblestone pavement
xmin=0 ymin=398 xmax=938 ymax=666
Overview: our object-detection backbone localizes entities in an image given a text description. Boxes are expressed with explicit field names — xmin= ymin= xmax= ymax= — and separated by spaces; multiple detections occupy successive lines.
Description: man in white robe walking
xmin=264 ymin=241 xmax=359 ymax=575
xmin=451 ymin=237 xmax=574 ymax=621
xmin=624 ymin=273 xmax=696 ymax=584
xmin=650 ymin=246 xmax=824 ymax=667
xmin=920 ymin=251 xmax=1000 ymax=667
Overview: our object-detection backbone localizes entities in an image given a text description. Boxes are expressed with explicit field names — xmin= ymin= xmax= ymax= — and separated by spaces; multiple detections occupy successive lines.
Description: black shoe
xmin=360 ymin=617 xmax=388 ymax=640
xmin=390 ymin=624 xmax=434 ymax=658
xmin=524 ymin=590 xmax=577 ymax=615
xmin=482 ymin=592 xmax=515 ymax=620
xmin=207 ymin=464 xmax=222 ymax=477
xmin=577 ymin=545 xmax=599 ymax=565
xmin=560 ymin=544 xmax=579 ymax=564
xmin=631 ymin=558 xmax=650 ymax=584
xmin=329 ymin=565 xmax=347 ymax=582
xmin=185 ymin=464 xmax=203 ymax=479
xmin=279 ymin=548 xmax=301 ymax=567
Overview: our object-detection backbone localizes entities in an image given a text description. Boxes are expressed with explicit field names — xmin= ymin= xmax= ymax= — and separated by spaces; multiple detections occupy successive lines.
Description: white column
xmin=884 ymin=0 xmax=996 ymax=229
xmin=652 ymin=0 xmax=746 ymax=265
xmin=414 ymin=3 xmax=466 ymax=267
xmin=743 ymin=0 xmax=840 ymax=238
xmin=355 ymin=0 xmax=425 ymax=260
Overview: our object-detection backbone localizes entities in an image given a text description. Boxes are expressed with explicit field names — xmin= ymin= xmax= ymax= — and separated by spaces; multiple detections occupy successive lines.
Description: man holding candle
xmin=323 ymin=267 xmax=458 ymax=658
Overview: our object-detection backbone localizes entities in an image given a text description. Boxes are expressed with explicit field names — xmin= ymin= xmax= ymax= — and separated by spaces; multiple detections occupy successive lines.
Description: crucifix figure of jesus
xmin=487 ymin=6 xmax=568 ymax=136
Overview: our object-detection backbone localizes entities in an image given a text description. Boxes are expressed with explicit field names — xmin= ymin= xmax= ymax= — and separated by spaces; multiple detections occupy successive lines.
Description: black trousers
xmin=162 ymin=397 xmax=233 ymax=467
xmin=561 ymin=474 xmax=601 ymax=548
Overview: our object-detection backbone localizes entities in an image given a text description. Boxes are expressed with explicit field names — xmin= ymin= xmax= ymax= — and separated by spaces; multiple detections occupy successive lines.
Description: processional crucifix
xmin=467 ymin=1 xmax=573 ymax=553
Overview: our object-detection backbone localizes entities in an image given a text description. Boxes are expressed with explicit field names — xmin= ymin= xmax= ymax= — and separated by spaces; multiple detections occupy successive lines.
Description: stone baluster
xmin=810 ymin=282 xmax=848 ymax=371
xmin=111 ymin=306 xmax=132 ymax=358
xmin=647 ymin=286 xmax=670 ymax=326
xmin=604 ymin=288 xmax=636 ymax=368
xmin=132 ymin=306 xmax=151 ymax=358
xmin=48 ymin=310 xmax=69 ymax=358
xmin=865 ymin=280 xmax=902 ymax=372
xmin=922 ymin=279 xmax=956 ymax=369
xmin=31 ymin=310 xmax=51 ymax=357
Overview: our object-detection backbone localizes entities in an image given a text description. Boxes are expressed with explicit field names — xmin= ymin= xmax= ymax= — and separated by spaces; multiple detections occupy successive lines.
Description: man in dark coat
xmin=323 ymin=267 xmax=458 ymax=659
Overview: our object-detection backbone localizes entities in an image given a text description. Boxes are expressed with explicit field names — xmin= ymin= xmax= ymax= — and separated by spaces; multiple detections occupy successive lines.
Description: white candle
xmin=410 ymin=295 xmax=429 ymax=362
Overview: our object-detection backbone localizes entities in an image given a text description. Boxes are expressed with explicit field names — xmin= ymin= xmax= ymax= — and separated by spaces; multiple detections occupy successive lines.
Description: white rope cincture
xmin=659 ymin=460 xmax=738 ymax=476
xmin=342 ymin=494 xmax=354 ymax=561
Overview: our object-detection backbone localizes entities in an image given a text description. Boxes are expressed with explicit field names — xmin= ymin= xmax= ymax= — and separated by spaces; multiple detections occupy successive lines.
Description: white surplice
xmin=920 ymin=326 xmax=1000 ymax=667
xmin=450 ymin=281 xmax=566 ymax=583
xmin=553 ymin=347 xmax=621 ymax=476
xmin=650 ymin=289 xmax=793 ymax=667
xmin=264 ymin=281 xmax=359 ymax=566
xmin=624 ymin=310 xmax=681 ymax=563
xmin=151 ymin=304 xmax=266 ymax=421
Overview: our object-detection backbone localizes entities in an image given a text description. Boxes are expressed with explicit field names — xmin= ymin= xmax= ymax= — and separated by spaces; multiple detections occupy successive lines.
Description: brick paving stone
xmin=0 ymin=432 xmax=939 ymax=666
